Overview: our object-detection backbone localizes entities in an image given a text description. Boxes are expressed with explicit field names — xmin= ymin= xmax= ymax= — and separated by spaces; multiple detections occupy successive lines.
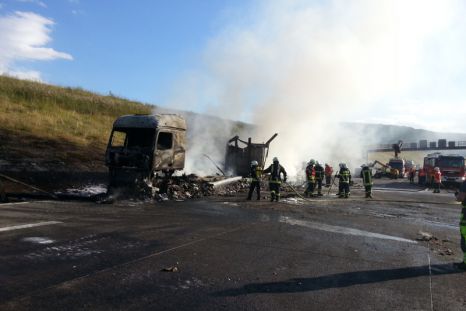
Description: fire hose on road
xmin=0 ymin=173 xmax=58 ymax=200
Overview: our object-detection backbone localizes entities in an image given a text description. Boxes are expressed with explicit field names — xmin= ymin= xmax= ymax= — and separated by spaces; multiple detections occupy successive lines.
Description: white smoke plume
xmin=167 ymin=0 xmax=466 ymax=178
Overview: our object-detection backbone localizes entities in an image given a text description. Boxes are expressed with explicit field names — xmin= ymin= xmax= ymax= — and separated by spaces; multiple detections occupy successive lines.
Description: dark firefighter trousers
xmin=339 ymin=182 xmax=350 ymax=197
xmin=247 ymin=181 xmax=261 ymax=200
xmin=461 ymin=207 xmax=466 ymax=264
xmin=305 ymin=181 xmax=315 ymax=196
xmin=316 ymin=178 xmax=323 ymax=194
xmin=325 ymin=175 xmax=331 ymax=186
xmin=364 ymin=185 xmax=372 ymax=197
xmin=269 ymin=182 xmax=281 ymax=201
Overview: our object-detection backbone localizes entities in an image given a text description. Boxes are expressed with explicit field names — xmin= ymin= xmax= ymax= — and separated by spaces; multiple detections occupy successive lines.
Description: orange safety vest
xmin=434 ymin=171 xmax=442 ymax=183
xmin=419 ymin=169 xmax=426 ymax=177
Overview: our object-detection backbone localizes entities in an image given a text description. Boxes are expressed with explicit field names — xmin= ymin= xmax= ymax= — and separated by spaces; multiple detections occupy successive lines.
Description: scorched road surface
xmin=0 ymin=181 xmax=465 ymax=310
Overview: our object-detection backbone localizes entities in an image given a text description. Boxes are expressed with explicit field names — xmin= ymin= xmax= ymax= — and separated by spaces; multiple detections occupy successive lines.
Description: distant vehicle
xmin=368 ymin=160 xmax=399 ymax=179
xmin=388 ymin=158 xmax=405 ymax=178
xmin=105 ymin=114 xmax=186 ymax=187
xmin=423 ymin=153 xmax=466 ymax=186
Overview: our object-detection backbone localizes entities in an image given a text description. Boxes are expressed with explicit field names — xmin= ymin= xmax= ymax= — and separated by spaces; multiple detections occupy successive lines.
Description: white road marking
xmin=279 ymin=216 xmax=417 ymax=244
xmin=427 ymin=251 xmax=434 ymax=311
xmin=0 ymin=221 xmax=63 ymax=232
xmin=21 ymin=237 xmax=55 ymax=244
xmin=0 ymin=201 xmax=30 ymax=206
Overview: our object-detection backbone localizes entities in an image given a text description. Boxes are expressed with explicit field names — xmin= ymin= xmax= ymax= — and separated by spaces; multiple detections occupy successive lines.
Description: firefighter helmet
xmin=251 ymin=160 xmax=258 ymax=166
xmin=434 ymin=167 xmax=440 ymax=172
xmin=273 ymin=157 xmax=279 ymax=163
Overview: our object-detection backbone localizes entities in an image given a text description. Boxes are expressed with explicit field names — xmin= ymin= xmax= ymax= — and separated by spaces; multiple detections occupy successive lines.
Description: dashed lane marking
xmin=0 ymin=221 xmax=63 ymax=232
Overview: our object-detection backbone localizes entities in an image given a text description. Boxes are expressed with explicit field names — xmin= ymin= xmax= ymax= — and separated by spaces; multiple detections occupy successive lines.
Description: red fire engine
xmin=423 ymin=153 xmax=466 ymax=186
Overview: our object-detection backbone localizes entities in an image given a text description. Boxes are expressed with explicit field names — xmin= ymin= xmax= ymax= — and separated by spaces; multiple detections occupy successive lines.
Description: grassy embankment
xmin=0 ymin=76 xmax=152 ymax=171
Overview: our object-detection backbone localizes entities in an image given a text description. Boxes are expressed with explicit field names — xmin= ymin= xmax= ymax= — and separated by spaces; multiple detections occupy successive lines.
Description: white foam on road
xmin=279 ymin=216 xmax=417 ymax=244
xmin=0 ymin=221 xmax=63 ymax=232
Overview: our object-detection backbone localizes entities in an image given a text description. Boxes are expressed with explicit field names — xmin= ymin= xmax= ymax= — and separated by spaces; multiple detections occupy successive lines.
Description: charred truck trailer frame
xmin=105 ymin=114 xmax=186 ymax=187
xmin=225 ymin=134 xmax=278 ymax=177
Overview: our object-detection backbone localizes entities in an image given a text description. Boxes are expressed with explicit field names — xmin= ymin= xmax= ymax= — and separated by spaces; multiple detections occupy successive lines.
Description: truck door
xmin=154 ymin=130 xmax=174 ymax=171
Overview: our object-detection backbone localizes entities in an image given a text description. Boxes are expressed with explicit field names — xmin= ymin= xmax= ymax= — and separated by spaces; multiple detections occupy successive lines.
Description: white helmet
xmin=434 ymin=167 xmax=440 ymax=172
xmin=341 ymin=163 xmax=347 ymax=169
xmin=273 ymin=157 xmax=279 ymax=162
xmin=251 ymin=160 xmax=258 ymax=166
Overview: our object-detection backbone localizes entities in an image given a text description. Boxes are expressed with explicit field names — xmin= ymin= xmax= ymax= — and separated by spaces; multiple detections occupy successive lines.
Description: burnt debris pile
xmin=154 ymin=175 xmax=250 ymax=201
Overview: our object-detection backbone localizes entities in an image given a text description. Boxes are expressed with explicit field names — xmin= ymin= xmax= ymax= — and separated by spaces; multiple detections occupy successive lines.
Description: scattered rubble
xmin=416 ymin=231 xmax=433 ymax=241
xmin=416 ymin=231 xmax=454 ymax=256
xmin=153 ymin=175 xmax=251 ymax=201
xmin=162 ymin=266 xmax=179 ymax=273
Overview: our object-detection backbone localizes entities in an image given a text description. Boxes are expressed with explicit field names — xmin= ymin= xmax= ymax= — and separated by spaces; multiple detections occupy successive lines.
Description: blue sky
xmin=1 ymin=0 xmax=466 ymax=133
xmin=0 ymin=0 xmax=248 ymax=103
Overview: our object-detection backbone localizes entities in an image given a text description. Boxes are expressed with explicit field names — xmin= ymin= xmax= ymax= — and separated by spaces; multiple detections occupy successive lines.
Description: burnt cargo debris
xmin=105 ymin=114 xmax=186 ymax=188
xmin=225 ymin=133 xmax=277 ymax=177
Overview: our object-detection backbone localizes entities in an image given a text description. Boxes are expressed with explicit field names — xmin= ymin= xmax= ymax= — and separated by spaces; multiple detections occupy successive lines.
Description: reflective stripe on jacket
xmin=250 ymin=166 xmax=262 ymax=182
xmin=338 ymin=168 xmax=351 ymax=184
xmin=362 ymin=169 xmax=372 ymax=186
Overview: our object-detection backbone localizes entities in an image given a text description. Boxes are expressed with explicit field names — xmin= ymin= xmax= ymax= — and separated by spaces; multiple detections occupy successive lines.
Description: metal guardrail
xmin=367 ymin=140 xmax=466 ymax=152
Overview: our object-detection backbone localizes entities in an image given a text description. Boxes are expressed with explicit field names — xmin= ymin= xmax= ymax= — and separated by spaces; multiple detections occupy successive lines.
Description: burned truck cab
xmin=105 ymin=114 xmax=186 ymax=187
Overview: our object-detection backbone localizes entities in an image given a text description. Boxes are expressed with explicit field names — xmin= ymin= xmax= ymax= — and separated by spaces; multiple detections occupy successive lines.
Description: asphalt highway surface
xmin=0 ymin=179 xmax=465 ymax=310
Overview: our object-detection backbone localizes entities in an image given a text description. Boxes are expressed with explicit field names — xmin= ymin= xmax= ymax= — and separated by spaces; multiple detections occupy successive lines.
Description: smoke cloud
xmin=167 ymin=0 xmax=466 ymax=178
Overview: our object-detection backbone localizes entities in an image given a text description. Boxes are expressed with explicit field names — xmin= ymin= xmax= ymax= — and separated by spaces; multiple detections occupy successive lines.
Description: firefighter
xmin=325 ymin=163 xmax=333 ymax=187
xmin=263 ymin=157 xmax=287 ymax=202
xmin=409 ymin=167 xmax=416 ymax=184
xmin=418 ymin=167 xmax=426 ymax=186
xmin=315 ymin=161 xmax=324 ymax=196
xmin=454 ymin=181 xmax=466 ymax=270
xmin=361 ymin=164 xmax=373 ymax=198
xmin=336 ymin=163 xmax=351 ymax=198
xmin=433 ymin=167 xmax=442 ymax=193
xmin=247 ymin=160 xmax=261 ymax=200
xmin=304 ymin=159 xmax=316 ymax=197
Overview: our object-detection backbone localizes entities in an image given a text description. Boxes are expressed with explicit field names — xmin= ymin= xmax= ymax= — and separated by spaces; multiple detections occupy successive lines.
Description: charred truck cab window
xmin=110 ymin=129 xmax=155 ymax=149
xmin=157 ymin=132 xmax=173 ymax=150
xmin=111 ymin=131 xmax=126 ymax=147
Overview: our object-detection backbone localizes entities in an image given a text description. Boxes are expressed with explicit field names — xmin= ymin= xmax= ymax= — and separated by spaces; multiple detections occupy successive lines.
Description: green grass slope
xmin=0 ymin=76 xmax=152 ymax=171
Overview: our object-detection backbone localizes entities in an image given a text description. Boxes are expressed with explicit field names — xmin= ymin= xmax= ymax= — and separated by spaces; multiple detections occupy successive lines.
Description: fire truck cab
xmin=423 ymin=153 xmax=466 ymax=186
